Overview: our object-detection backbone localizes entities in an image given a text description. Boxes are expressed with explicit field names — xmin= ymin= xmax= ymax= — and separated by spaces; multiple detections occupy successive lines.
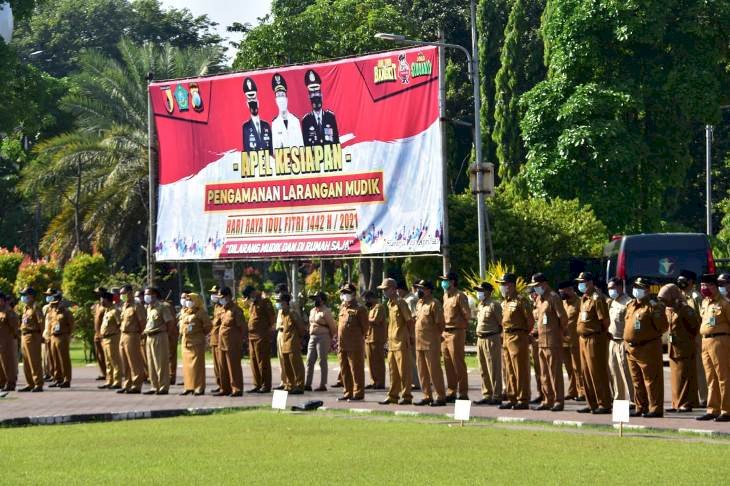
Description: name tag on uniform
xmin=542 ymin=314 xmax=548 ymax=325
xmin=580 ymin=312 xmax=588 ymax=321
xmin=187 ymin=324 xmax=194 ymax=333
xmin=53 ymin=324 xmax=61 ymax=333
xmin=668 ymin=335 xmax=674 ymax=343
xmin=708 ymin=316 xmax=717 ymax=327
xmin=633 ymin=320 xmax=641 ymax=331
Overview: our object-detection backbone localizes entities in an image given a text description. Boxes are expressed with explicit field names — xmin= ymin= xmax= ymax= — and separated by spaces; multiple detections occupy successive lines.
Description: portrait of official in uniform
xmin=242 ymin=77 xmax=273 ymax=154
xmin=301 ymin=69 xmax=339 ymax=146
xmin=270 ymin=73 xmax=304 ymax=149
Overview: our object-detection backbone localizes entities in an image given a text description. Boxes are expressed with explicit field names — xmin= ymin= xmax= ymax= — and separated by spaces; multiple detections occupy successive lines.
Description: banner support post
xmin=146 ymin=72 xmax=156 ymax=287
xmin=439 ymin=29 xmax=451 ymax=275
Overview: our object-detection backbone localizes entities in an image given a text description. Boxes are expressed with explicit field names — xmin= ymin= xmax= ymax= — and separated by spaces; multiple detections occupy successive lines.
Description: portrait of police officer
xmin=270 ymin=73 xmax=304 ymax=149
xmin=301 ymin=69 xmax=339 ymax=146
xmin=242 ymin=77 xmax=273 ymax=154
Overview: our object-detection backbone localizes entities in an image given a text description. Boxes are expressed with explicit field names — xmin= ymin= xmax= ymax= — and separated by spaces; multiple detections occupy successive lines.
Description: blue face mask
xmin=577 ymin=283 xmax=588 ymax=294
xmin=440 ymin=280 xmax=450 ymax=291
xmin=275 ymin=302 xmax=283 ymax=311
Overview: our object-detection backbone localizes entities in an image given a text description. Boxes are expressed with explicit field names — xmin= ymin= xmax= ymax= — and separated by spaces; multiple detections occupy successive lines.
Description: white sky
xmin=159 ymin=0 xmax=272 ymax=62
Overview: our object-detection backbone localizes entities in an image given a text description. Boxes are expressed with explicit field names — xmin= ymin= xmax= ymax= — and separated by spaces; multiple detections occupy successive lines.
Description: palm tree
xmin=22 ymin=38 xmax=221 ymax=266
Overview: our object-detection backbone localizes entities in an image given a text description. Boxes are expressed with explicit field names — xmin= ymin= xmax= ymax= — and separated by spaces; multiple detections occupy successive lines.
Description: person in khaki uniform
xmin=336 ymin=283 xmax=369 ymax=401
xmin=273 ymin=283 xmax=290 ymax=391
xmin=696 ymin=274 xmax=730 ymax=421
xmin=97 ymin=290 xmax=123 ymax=390
xmin=677 ymin=270 xmax=706 ymax=408
xmin=528 ymin=290 xmax=543 ymax=405
xmin=364 ymin=291 xmax=387 ymax=390
xmin=165 ymin=298 xmax=179 ymax=386
xmin=413 ymin=280 xmax=447 ymax=407
xmin=305 ymin=292 xmax=336 ymax=391
xmin=134 ymin=290 xmax=149 ymax=382
xmin=178 ymin=293 xmax=211 ymax=395
xmin=472 ymin=282 xmax=503 ymax=406
xmin=42 ymin=295 xmax=54 ymax=382
xmin=438 ymin=271 xmax=471 ymax=401
xmin=624 ymin=277 xmax=668 ymax=418
xmin=243 ymin=285 xmax=276 ymax=393
xmin=143 ymin=287 xmax=174 ymax=395
xmin=208 ymin=285 xmax=223 ymax=394
xmin=558 ymin=281 xmax=585 ymax=401
xmin=607 ymin=278 xmax=634 ymax=404
xmin=46 ymin=290 xmax=74 ymax=388
xmin=658 ymin=283 xmax=699 ymax=413
xmin=18 ymin=288 xmax=44 ymax=392
xmin=276 ymin=292 xmax=307 ymax=394
xmin=575 ymin=272 xmax=611 ymax=414
xmin=498 ymin=273 xmax=534 ymax=410
xmin=0 ymin=292 xmax=20 ymax=391
xmin=377 ymin=278 xmax=414 ymax=405
xmin=117 ymin=285 xmax=146 ymax=394
xmin=397 ymin=281 xmax=421 ymax=391
xmin=91 ymin=287 xmax=108 ymax=381
xmin=529 ymin=273 xmax=568 ymax=411
xmin=216 ymin=287 xmax=246 ymax=397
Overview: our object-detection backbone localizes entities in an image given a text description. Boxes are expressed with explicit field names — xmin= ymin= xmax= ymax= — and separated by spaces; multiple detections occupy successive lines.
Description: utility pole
xmin=706 ymin=125 xmax=713 ymax=236
xmin=147 ymin=72 xmax=156 ymax=286
xmin=438 ymin=29 xmax=450 ymax=275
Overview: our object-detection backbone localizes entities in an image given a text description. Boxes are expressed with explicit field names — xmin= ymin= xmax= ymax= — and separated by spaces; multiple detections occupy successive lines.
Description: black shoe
xmin=314 ymin=386 xmax=327 ymax=392
xmin=412 ymin=385 xmax=420 ymax=391
xmin=95 ymin=375 xmax=106 ymax=381
xmin=156 ymin=390 xmax=168 ymax=395
xmin=257 ymin=388 xmax=271 ymax=393
xmin=677 ymin=407 xmax=693 ymax=413
xmin=193 ymin=391 xmax=204 ymax=396
xmin=348 ymin=396 xmax=364 ymax=402
xmin=304 ymin=386 xmax=313 ymax=392
xmin=332 ymin=382 xmax=343 ymax=388
xmin=170 ymin=380 xmax=176 ymax=385
xmin=564 ymin=395 xmax=577 ymax=401
xmin=573 ymin=396 xmax=586 ymax=402
xmin=529 ymin=397 xmax=543 ymax=404
xmin=414 ymin=398 xmax=432 ymax=406
xmin=379 ymin=398 xmax=395 ymax=405
xmin=697 ymin=413 xmax=718 ymax=421
xmin=180 ymin=390 xmax=193 ymax=396
xmin=110 ymin=385 xmax=122 ymax=390
xmin=512 ymin=403 xmax=529 ymax=410
xmin=98 ymin=384 xmax=110 ymax=389
xmin=116 ymin=388 xmax=127 ymax=394
xmin=630 ymin=410 xmax=643 ymax=417
xmin=365 ymin=384 xmax=375 ymax=390
xmin=143 ymin=390 xmax=156 ymax=395
xmin=457 ymin=395 xmax=469 ymax=401
xmin=487 ymin=399 xmax=502 ymax=406
xmin=290 ymin=389 xmax=304 ymax=395
xmin=58 ymin=382 xmax=70 ymax=389
xmin=592 ymin=407 xmax=611 ymax=415
xmin=31 ymin=387 xmax=43 ymax=393
xmin=274 ymin=385 xmax=286 ymax=390
xmin=715 ymin=414 xmax=730 ymax=422
xmin=666 ymin=408 xmax=677 ymax=413
xmin=429 ymin=400 xmax=446 ymax=407
xmin=48 ymin=382 xmax=59 ymax=388
xmin=337 ymin=396 xmax=350 ymax=401
xmin=211 ymin=388 xmax=221 ymax=394
xmin=398 ymin=398 xmax=412 ymax=405
xmin=246 ymin=387 xmax=260 ymax=393
xmin=550 ymin=404 xmax=564 ymax=412
xmin=498 ymin=403 xmax=515 ymax=410
xmin=532 ymin=404 xmax=550 ymax=411
xmin=473 ymin=398 xmax=490 ymax=405
xmin=642 ymin=411 xmax=663 ymax=418
xmin=127 ymin=389 xmax=141 ymax=394
xmin=445 ymin=395 xmax=457 ymax=403
xmin=230 ymin=391 xmax=243 ymax=397
xmin=213 ymin=391 xmax=228 ymax=397
xmin=577 ymin=407 xmax=592 ymax=414
xmin=17 ymin=386 xmax=32 ymax=392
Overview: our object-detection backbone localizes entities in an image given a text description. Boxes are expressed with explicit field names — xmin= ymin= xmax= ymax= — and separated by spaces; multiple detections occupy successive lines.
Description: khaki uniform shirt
xmin=700 ymin=296 xmax=730 ymax=336
xmin=46 ymin=303 xmax=74 ymax=336
xmin=100 ymin=305 xmax=121 ymax=338
xmin=608 ymin=294 xmax=631 ymax=339
xmin=623 ymin=298 xmax=668 ymax=343
xmin=337 ymin=302 xmax=369 ymax=352
xmin=248 ymin=298 xmax=276 ymax=340
xmin=577 ymin=290 xmax=609 ymax=336
xmin=443 ymin=289 xmax=470 ymax=330
xmin=666 ymin=303 xmax=700 ymax=359
xmin=309 ymin=306 xmax=336 ymax=336
xmin=280 ymin=308 xmax=307 ymax=353
xmin=179 ymin=308 xmax=212 ymax=347
xmin=21 ymin=303 xmax=43 ymax=334
xmin=475 ymin=299 xmax=502 ymax=336
xmin=210 ymin=304 xmax=223 ymax=346
xmin=562 ymin=295 xmax=581 ymax=347
xmin=120 ymin=302 xmax=145 ymax=334
xmin=365 ymin=303 xmax=387 ymax=344
xmin=501 ymin=295 xmax=533 ymax=333
xmin=415 ymin=297 xmax=445 ymax=351
xmin=535 ymin=290 xmax=568 ymax=348
xmin=145 ymin=301 xmax=173 ymax=335
xmin=219 ymin=303 xmax=246 ymax=351
xmin=92 ymin=303 xmax=105 ymax=340
xmin=387 ymin=298 xmax=413 ymax=351
xmin=0 ymin=307 xmax=19 ymax=341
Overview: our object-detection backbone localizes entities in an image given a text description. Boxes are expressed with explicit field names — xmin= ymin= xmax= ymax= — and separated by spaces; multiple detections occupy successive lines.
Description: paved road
xmin=0 ymin=361 xmax=725 ymax=435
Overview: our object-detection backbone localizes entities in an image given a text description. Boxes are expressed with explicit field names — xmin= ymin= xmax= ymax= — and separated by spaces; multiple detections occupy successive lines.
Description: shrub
xmin=61 ymin=253 xmax=108 ymax=305
xmin=13 ymin=259 xmax=61 ymax=296
xmin=0 ymin=247 xmax=25 ymax=285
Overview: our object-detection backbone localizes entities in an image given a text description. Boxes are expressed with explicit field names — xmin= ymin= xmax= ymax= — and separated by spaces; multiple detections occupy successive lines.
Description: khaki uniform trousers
xmin=339 ymin=347 xmax=365 ymax=399
xmin=276 ymin=331 xmax=288 ymax=388
xmin=50 ymin=334 xmax=71 ymax=384
xmin=146 ymin=332 xmax=170 ymax=392
xmin=43 ymin=340 xmax=53 ymax=379
xmin=102 ymin=334 xmax=123 ymax=387
xmin=442 ymin=329 xmax=468 ymax=397
xmin=410 ymin=345 xmax=420 ymax=388
xmin=694 ymin=336 xmax=707 ymax=406
xmin=416 ymin=347 xmax=445 ymax=402
xmin=139 ymin=335 xmax=148 ymax=381
xmin=220 ymin=342 xmax=244 ymax=394
xmin=539 ymin=347 xmax=564 ymax=407
xmin=626 ymin=339 xmax=664 ymax=414
xmin=0 ymin=336 xmax=18 ymax=388
xmin=94 ymin=338 xmax=106 ymax=378
xmin=21 ymin=333 xmax=43 ymax=388
xmin=579 ymin=334 xmax=612 ymax=410
xmin=477 ymin=334 xmax=502 ymax=400
xmin=281 ymin=351 xmax=305 ymax=391
xmin=702 ymin=335 xmax=730 ymax=416
xmin=168 ymin=331 xmax=178 ymax=383
xmin=504 ymin=332 xmax=531 ymax=405
xmin=670 ymin=355 xmax=697 ymax=410
xmin=249 ymin=337 xmax=272 ymax=390
xmin=182 ymin=341 xmax=206 ymax=393
xmin=563 ymin=344 xmax=584 ymax=398
xmin=608 ymin=339 xmax=634 ymax=402
xmin=531 ymin=336 xmax=541 ymax=398
xmin=211 ymin=344 xmax=221 ymax=389
xmin=387 ymin=347 xmax=413 ymax=401
xmin=120 ymin=333 xmax=145 ymax=391
xmin=366 ymin=341 xmax=386 ymax=387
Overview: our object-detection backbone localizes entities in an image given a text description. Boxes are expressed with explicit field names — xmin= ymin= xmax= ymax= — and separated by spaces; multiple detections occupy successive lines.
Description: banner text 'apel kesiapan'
xmin=151 ymin=47 xmax=442 ymax=261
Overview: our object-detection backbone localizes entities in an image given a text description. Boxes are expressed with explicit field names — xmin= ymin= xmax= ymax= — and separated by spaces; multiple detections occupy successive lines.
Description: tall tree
xmin=492 ymin=0 xmax=546 ymax=179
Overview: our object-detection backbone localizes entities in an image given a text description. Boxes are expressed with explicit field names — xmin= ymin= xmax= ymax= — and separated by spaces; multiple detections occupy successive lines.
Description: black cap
xmin=274 ymin=283 xmax=289 ymax=295
xmin=496 ymin=273 xmax=517 ymax=284
xmin=679 ymin=269 xmax=698 ymax=281
xmin=701 ymin=273 xmax=718 ymax=285
xmin=271 ymin=73 xmax=287 ymax=93
xmin=414 ymin=279 xmax=434 ymax=290
xmin=100 ymin=290 xmax=114 ymax=300
xmin=473 ymin=282 xmax=494 ymax=293
xmin=243 ymin=77 xmax=258 ymax=99
xmin=219 ymin=286 xmax=232 ymax=297
xmin=558 ymin=281 xmax=574 ymax=290
xmin=20 ymin=287 xmax=36 ymax=296
xmin=527 ymin=273 xmax=547 ymax=287
xmin=718 ymin=273 xmax=730 ymax=285
xmin=575 ymin=272 xmax=594 ymax=282
xmin=607 ymin=277 xmax=622 ymax=288
xmin=145 ymin=286 xmax=161 ymax=297
xmin=438 ymin=271 xmax=459 ymax=282
xmin=242 ymin=285 xmax=256 ymax=298
xmin=304 ymin=69 xmax=322 ymax=92
xmin=396 ymin=280 xmax=408 ymax=291
xmin=121 ymin=284 xmax=133 ymax=293
xmin=93 ymin=286 xmax=108 ymax=296
xmin=275 ymin=292 xmax=292 ymax=303
xmin=339 ymin=283 xmax=357 ymax=294
xmin=308 ymin=291 xmax=328 ymax=303
xmin=633 ymin=277 xmax=651 ymax=289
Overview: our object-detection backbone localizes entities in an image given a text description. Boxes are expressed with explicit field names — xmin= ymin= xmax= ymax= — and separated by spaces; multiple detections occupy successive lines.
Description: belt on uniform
xmin=625 ymin=338 xmax=659 ymax=348
xmin=504 ymin=328 xmax=528 ymax=334
xmin=477 ymin=330 xmax=501 ymax=338
xmin=122 ymin=331 xmax=140 ymax=334
xmin=22 ymin=330 xmax=40 ymax=335
xmin=612 ymin=338 xmax=623 ymax=342
xmin=580 ymin=332 xmax=604 ymax=338
xmin=703 ymin=333 xmax=730 ymax=339
xmin=444 ymin=327 xmax=462 ymax=332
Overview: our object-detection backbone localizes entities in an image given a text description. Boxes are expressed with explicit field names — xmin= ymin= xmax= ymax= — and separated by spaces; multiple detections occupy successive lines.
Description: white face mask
xmin=211 ymin=295 xmax=220 ymax=304
xmin=45 ymin=295 xmax=53 ymax=303
xmin=179 ymin=297 xmax=186 ymax=306
xmin=632 ymin=288 xmax=647 ymax=300
xmin=184 ymin=300 xmax=194 ymax=309
xmin=720 ymin=287 xmax=727 ymax=297
xmin=144 ymin=295 xmax=153 ymax=304
xmin=476 ymin=291 xmax=485 ymax=301
xmin=342 ymin=293 xmax=354 ymax=303
xmin=534 ymin=286 xmax=545 ymax=296
xmin=218 ymin=297 xmax=228 ymax=307
xmin=577 ymin=283 xmax=588 ymax=294
xmin=275 ymin=95 xmax=288 ymax=113
xmin=608 ymin=289 xmax=619 ymax=300
xmin=21 ymin=296 xmax=31 ymax=304
xmin=499 ymin=285 xmax=509 ymax=297
xmin=134 ymin=297 xmax=142 ymax=304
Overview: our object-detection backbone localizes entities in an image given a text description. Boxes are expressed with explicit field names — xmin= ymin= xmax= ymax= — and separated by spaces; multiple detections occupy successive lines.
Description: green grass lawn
xmin=2 ymin=410 xmax=729 ymax=484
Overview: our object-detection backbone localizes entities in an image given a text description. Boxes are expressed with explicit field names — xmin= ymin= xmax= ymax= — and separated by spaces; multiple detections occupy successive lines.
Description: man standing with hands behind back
xmin=439 ymin=271 xmax=471 ymax=402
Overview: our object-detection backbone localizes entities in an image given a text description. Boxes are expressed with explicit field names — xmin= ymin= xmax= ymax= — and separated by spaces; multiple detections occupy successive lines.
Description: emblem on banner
xmin=374 ymin=58 xmax=397 ymax=84
xmin=189 ymin=82 xmax=203 ymax=112
xmin=174 ymin=84 xmax=189 ymax=111
xmin=161 ymin=86 xmax=174 ymax=114
xmin=410 ymin=53 xmax=433 ymax=79
xmin=398 ymin=53 xmax=410 ymax=84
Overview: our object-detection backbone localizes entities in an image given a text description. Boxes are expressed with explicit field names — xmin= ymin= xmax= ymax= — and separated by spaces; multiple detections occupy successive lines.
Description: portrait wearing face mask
xmin=632 ymin=288 xmax=647 ymax=300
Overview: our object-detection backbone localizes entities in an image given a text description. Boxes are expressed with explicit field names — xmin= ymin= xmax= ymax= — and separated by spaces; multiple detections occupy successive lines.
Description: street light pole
xmin=706 ymin=124 xmax=713 ymax=236
xmin=438 ymin=29 xmax=450 ymax=275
